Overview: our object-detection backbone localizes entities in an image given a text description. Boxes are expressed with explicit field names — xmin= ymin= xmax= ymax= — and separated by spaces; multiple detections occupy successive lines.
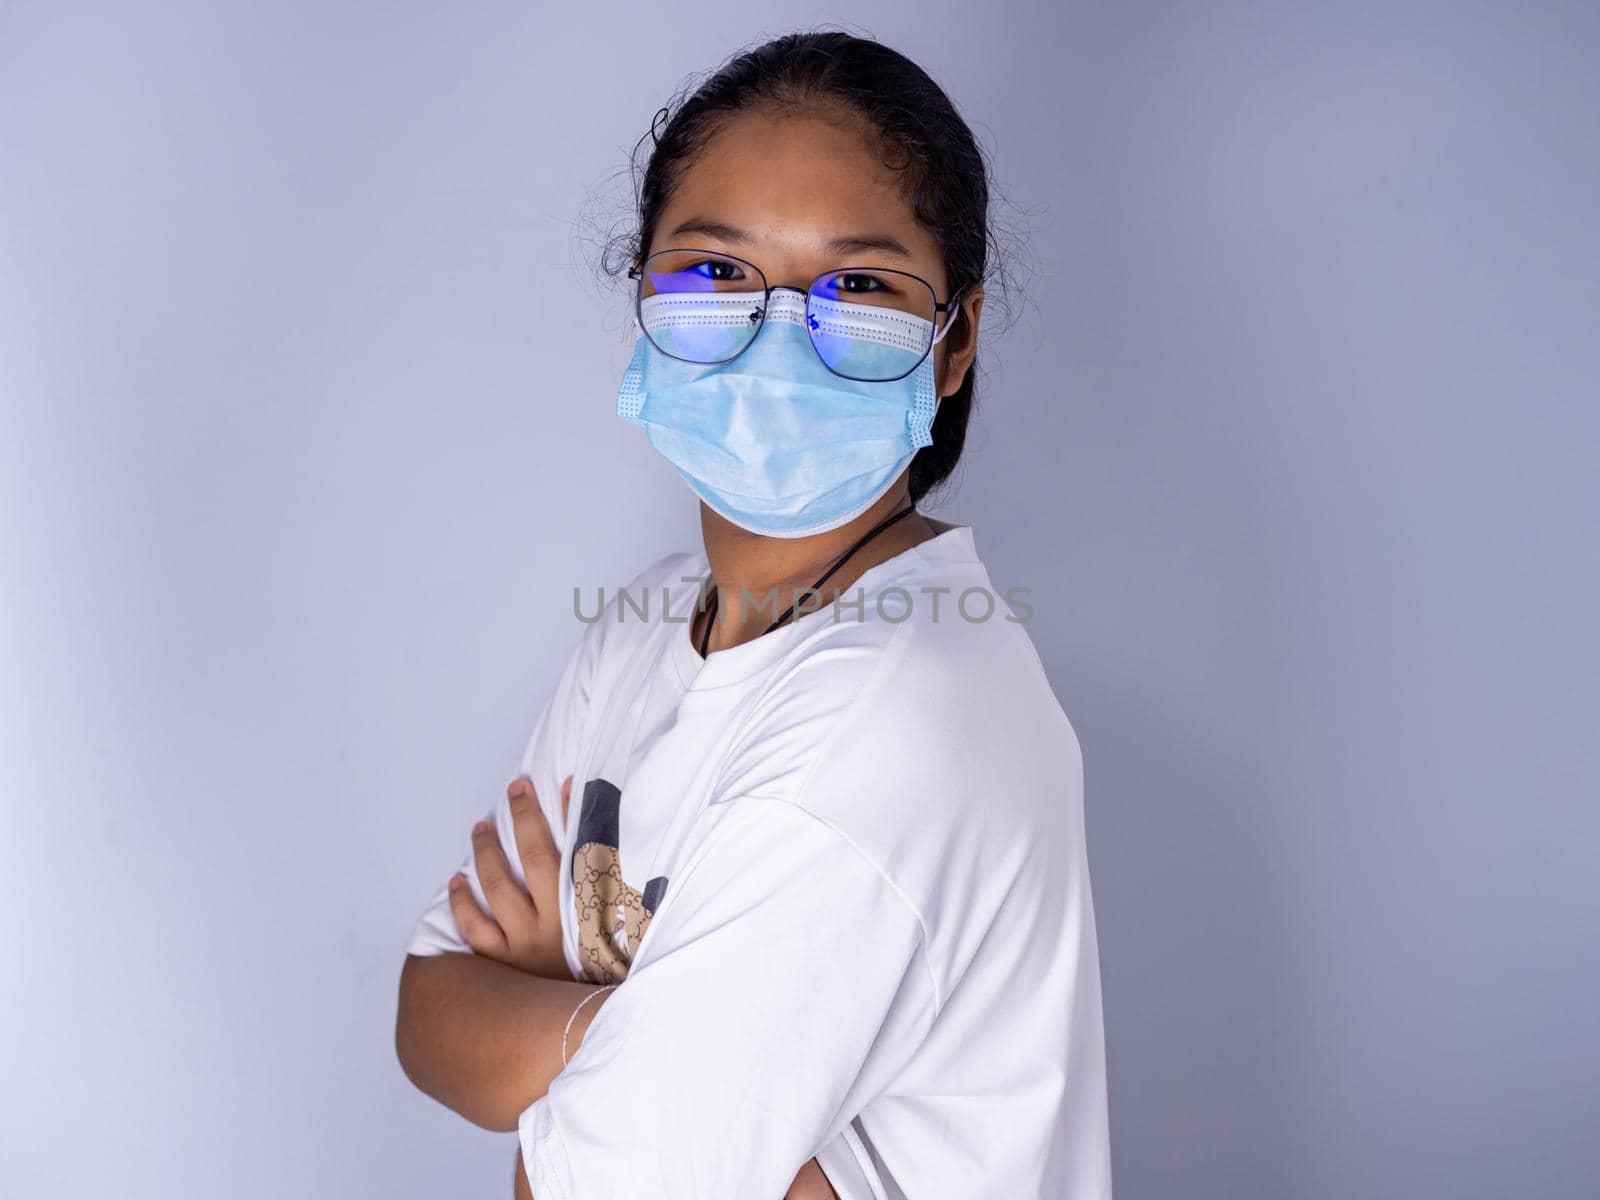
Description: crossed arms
xmin=395 ymin=776 xmax=852 ymax=1199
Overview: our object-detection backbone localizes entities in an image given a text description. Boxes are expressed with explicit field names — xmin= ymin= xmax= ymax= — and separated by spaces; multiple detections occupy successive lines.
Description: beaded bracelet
xmin=561 ymin=985 xmax=618 ymax=1067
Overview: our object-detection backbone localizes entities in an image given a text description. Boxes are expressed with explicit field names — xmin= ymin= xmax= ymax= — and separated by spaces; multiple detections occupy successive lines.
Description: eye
xmin=688 ymin=258 xmax=744 ymax=282
xmin=834 ymin=272 xmax=887 ymax=294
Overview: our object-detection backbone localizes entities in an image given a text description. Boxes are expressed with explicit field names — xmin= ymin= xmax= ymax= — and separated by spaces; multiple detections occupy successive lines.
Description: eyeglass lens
xmin=636 ymin=250 xmax=938 ymax=382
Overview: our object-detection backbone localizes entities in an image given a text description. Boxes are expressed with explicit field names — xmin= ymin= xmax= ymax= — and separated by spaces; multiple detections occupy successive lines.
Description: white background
xmin=3 ymin=2 xmax=1597 ymax=1196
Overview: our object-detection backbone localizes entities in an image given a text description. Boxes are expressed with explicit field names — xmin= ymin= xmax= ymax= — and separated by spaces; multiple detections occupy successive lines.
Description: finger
xmin=561 ymin=775 xmax=573 ymax=825
xmin=508 ymin=778 xmax=561 ymax=911
xmin=447 ymin=873 xmax=507 ymax=956
xmin=472 ymin=818 xmax=535 ymax=940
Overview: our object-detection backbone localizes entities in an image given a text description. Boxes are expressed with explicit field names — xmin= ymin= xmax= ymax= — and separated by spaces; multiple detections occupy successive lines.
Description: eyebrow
xmin=665 ymin=218 xmax=913 ymax=260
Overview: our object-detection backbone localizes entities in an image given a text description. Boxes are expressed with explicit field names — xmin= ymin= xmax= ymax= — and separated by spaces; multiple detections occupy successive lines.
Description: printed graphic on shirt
xmin=571 ymin=778 xmax=668 ymax=985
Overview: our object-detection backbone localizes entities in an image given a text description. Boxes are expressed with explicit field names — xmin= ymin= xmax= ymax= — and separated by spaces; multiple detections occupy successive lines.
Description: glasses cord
xmin=697 ymin=503 xmax=921 ymax=659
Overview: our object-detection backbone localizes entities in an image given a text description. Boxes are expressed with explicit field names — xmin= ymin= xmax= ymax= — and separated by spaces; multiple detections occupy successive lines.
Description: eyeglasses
xmin=626 ymin=248 xmax=963 ymax=383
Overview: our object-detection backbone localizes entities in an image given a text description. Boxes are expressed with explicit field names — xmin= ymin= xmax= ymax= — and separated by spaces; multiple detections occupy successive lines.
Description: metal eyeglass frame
xmin=626 ymin=248 xmax=964 ymax=383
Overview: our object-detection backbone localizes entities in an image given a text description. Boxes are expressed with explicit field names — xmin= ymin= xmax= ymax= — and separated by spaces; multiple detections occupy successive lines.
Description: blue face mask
xmin=616 ymin=290 xmax=945 ymax=538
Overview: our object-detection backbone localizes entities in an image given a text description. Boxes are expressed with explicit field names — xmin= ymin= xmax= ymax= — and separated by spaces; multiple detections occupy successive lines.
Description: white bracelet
xmin=561 ymin=985 xmax=617 ymax=1067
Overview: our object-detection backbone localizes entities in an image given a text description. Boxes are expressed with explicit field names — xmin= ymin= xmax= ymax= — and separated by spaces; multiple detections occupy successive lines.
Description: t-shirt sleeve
xmin=404 ymin=621 xmax=598 ymax=961
xmin=517 ymin=796 xmax=939 ymax=1200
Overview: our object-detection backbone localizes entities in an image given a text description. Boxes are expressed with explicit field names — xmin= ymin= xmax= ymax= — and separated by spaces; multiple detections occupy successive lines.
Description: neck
xmin=697 ymin=487 xmax=937 ymax=653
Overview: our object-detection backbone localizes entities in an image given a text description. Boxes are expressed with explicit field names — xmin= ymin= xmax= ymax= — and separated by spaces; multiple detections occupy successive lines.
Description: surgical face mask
xmin=616 ymin=289 xmax=953 ymax=538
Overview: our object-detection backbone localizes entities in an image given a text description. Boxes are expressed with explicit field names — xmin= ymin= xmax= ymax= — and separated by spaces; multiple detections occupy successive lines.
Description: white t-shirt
xmin=407 ymin=525 xmax=1111 ymax=1199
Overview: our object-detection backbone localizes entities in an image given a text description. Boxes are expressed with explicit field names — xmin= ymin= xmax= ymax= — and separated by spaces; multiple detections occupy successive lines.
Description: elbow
xmin=394 ymin=955 xmax=432 ymax=1094
xmin=476 ymin=1103 xmax=525 ymax=1134
xmin=395 ymin=956 xmax=525 ymax=1134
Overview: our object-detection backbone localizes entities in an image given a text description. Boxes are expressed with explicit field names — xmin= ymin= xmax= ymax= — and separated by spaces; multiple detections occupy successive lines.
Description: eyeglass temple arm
xmin=931 ymin=289 xmax=965 ymax=345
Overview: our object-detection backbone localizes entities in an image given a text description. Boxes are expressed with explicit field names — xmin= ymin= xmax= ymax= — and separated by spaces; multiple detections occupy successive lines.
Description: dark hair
xmin=601 ymin=30 xmax=1008 ymax=505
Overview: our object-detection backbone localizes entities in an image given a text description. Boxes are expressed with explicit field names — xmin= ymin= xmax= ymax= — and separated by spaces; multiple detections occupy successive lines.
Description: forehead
xmin=652 ymin=108 xmax=942 ymax=267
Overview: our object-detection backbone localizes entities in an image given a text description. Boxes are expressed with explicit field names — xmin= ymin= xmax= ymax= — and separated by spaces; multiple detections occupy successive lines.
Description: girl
xmin=397 ymin=30 xmax=1111 ymax=1199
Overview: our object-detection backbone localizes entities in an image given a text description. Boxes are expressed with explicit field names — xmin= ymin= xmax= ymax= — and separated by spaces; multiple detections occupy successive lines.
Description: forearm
xmin=395 ymin=951 xmax=607 ymax=1132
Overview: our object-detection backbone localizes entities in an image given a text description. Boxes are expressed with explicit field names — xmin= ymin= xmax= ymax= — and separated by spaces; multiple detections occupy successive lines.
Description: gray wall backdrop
xmin=2 ymin=2 xmax=1596 ymax=1197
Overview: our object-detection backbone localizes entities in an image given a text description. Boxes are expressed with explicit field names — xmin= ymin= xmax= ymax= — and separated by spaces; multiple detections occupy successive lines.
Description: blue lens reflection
xmin=806 ymin=286 xmax=931 ymax=382
xmin=641 ymin=281 xmax=762 ymax=364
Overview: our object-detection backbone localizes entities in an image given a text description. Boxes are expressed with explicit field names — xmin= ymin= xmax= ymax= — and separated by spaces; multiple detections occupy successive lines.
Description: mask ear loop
xmin=930 ymin=288 xmax=966 ymax=347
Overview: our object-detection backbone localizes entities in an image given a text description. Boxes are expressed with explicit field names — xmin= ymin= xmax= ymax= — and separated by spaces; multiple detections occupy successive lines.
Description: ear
xmin=935 ymin=286 xmax=985 ymax=399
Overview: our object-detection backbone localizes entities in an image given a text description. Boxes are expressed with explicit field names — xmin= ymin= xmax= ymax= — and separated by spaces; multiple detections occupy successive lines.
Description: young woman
xmin=396 ymin=31 xmax=1110 ymax=1199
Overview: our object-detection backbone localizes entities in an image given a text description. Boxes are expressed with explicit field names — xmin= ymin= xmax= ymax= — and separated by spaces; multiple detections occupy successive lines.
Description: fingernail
xmin=509 ymin=778 xmax=530 ymax=799
xmin=473 ymin=820 xmax=490 ymax=835
xmin=448 ymin=875 xmax=463 ymax=891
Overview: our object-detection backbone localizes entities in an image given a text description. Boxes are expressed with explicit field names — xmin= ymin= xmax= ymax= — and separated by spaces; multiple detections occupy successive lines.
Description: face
xmin=643 ymin=107 xmax=984 ymax=400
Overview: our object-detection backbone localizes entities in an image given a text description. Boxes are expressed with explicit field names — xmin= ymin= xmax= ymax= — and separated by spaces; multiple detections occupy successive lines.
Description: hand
xmin=449 ymin=775 xmax=574 ymax=980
